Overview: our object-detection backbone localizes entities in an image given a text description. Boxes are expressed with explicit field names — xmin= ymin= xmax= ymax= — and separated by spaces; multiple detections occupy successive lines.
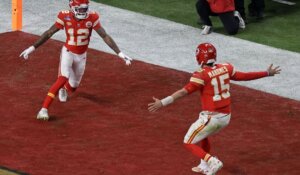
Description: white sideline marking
xmin=272 ymin=0 xmax=296 ymax=5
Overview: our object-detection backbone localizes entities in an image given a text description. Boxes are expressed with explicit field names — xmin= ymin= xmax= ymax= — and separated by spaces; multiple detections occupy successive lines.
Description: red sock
xmin=42 ymin=76 xmax=68 ymax=109
xmin=184 ymin=143 xmax=211 ymax=161
xmin=64 ymin=81 xmax=76 ymax=92
xmin=200 ymin=138 xmax=211 ymax=153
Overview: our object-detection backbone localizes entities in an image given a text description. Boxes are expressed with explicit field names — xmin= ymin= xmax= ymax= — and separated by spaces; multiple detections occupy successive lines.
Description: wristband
xmin=29 ymin=46 xmax=35 ymax=52
xmin=161 ymin=96 xmax=174 ymax=106
xmin=118 ymin=52 xmax=125 ymax=58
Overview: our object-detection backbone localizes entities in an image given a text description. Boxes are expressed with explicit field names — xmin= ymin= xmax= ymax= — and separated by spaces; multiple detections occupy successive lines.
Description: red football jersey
xmin=55 ymin=10 xmax=101 ymax=54
xmin=184 ymin=63 xmax=268 ymax=114
xmin=208 ymin=0 xmax=235 ymax=13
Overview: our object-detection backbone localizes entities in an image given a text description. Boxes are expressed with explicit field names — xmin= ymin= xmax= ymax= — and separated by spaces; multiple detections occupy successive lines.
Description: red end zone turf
xmin=0 ymin=31 xmax=300 ymax=175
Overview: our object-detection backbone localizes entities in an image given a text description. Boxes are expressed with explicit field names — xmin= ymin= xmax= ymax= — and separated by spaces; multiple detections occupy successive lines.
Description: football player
xmin=20 ymin=0 xmax=133 ymax=120
xmin=148 ymin=43 xmax=281 ymax=175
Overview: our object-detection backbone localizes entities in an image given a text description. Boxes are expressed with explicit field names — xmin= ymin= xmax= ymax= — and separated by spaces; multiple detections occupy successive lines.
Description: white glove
xmin=20 ymin=46 xmax=35 ymax=60
xmin=118 ymin=52 xmax=133 ymax=66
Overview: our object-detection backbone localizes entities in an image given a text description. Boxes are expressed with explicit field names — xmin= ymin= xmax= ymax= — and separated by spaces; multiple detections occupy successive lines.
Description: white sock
xmin=199 ymin=159 xmax=209 ymax=169
xmin=41 ymin=108 xmax=48 ymax=112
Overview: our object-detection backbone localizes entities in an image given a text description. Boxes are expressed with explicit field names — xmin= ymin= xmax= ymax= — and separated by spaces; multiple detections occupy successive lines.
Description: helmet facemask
xmin=70 ymin=0 xmax=89 ymax=19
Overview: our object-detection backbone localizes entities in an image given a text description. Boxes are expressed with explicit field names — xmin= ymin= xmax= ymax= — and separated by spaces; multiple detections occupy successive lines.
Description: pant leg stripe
xmin=187 ymin=115 xmax=211 ymax=144
xmin=187 ymin=125 xmax=205 ymax=144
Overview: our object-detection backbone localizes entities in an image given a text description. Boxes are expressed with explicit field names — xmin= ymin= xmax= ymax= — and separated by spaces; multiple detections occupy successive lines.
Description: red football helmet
xmin=196 ymin=43 xmax=217 ymax=65
xmin=69 ymin=0 xmax=90 ymax=19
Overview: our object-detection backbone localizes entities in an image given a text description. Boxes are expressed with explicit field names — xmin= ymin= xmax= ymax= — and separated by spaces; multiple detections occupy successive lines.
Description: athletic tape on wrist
xmin=161 ymin=96 xmax=174 ymax=106
xmin=118 ymin=52 xmax=124 ymax=58
xmin=30 ymin=45 xmax=35 ymax=51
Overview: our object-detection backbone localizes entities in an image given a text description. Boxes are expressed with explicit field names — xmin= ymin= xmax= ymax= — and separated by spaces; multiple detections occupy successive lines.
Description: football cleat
xmin=201 ymin=25 xmax=213 ymax=35
xmin=37 ymin=108 xmax=49 ymax=121
xmin=58 ymin=88 xmax=68 ymax=102
xmin=207 ymin=157 xmax=223 ymax=175
xmin=234 ymin=11 xmax=246 ymax=29
xmin=192 ymin=159 xmax=210 ymax=174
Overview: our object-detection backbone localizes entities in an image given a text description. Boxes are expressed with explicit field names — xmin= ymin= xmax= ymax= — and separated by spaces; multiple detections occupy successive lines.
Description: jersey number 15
xmin=211 ymin=73 xmax=230 ymax=101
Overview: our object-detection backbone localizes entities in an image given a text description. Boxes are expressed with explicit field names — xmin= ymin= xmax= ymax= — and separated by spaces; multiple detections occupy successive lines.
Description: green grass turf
xmin=93 ymin=0 xmax=300 ymax=53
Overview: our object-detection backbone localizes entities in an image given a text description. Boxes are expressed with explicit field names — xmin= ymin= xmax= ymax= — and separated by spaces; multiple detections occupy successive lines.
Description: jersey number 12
xmin=67 ymin=28 xmax=89 ymax=46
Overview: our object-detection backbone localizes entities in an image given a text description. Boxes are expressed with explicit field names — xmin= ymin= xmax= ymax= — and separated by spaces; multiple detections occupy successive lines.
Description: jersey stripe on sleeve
xmin=190 ymin=77 xmax=204 ymax=85
xmin=56 ymin=18 xmax=64 ymax=26
xmin=93 ymin=19 xmax=100 ymax=27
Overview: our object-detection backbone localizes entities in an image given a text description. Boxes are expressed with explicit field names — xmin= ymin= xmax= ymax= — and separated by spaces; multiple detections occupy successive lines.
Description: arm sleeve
xmin=55 ymin=12 xmax=65 ymax=30
xmin=231 ymin=71 xmax=268 ymax=81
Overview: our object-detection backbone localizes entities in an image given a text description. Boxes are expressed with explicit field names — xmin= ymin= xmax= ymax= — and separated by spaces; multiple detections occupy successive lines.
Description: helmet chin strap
xmin=199 ymin=61 xmax=204 ymax=67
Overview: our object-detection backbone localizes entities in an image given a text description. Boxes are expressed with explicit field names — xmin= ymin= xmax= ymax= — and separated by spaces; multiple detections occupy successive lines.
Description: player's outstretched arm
xmin=19 ymin=25 xmax=60 ymax=59
xmin=148 ymin=88 xmax=188 ymax=112
xmin=95 ymin=27 xmax=133 ymax=66
xmin=231 ymin=64 xmax=281 ymax=81
xmin=267 ymin=64 xmax=281 ymax=76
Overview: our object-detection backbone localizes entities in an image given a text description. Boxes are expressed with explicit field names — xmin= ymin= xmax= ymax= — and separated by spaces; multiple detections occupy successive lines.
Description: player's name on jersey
xmin=208 ymin=66 xmax=229 ymax=78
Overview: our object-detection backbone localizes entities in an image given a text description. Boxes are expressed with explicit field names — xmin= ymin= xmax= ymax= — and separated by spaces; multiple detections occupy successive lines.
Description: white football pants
xmin=184 ymin=111 xmax=231 ymax=144
xmin=58 ymin=46 xmax=87 ymax=88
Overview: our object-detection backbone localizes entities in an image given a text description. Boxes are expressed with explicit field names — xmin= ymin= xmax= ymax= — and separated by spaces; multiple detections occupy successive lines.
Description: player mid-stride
xmin=20 ymin=0 xmax=133 ymax=121
xmin=148 ymin=43 xmax=281 ymax=175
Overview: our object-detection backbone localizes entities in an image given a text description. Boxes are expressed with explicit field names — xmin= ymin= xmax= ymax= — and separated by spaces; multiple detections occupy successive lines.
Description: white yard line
xmin=1 ymin=0 xmax=300 ymax=101
xmin=272 ymin=0 xmax=296 ymax=6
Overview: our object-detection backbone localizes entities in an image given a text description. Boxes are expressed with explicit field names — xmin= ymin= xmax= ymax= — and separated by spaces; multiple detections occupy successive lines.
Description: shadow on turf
xmin=48 ymin=115 xmax=59 ymax=121
xmin=76 ymin=92 xmax=111 ymax=105
xmin=35 ymin=115 xmax=59 ymax=122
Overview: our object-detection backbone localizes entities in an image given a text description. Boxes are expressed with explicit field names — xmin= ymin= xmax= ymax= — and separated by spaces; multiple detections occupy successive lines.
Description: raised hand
xmin=267 ymin=64 xmax=281 ymax=76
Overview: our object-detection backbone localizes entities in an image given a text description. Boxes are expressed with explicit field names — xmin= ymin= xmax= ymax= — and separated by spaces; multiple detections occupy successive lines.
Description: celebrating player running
xmin=20 ymin=0 xmax=133 ymax=120
xmin=148 ymin=43 xmax=280 ymax=175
